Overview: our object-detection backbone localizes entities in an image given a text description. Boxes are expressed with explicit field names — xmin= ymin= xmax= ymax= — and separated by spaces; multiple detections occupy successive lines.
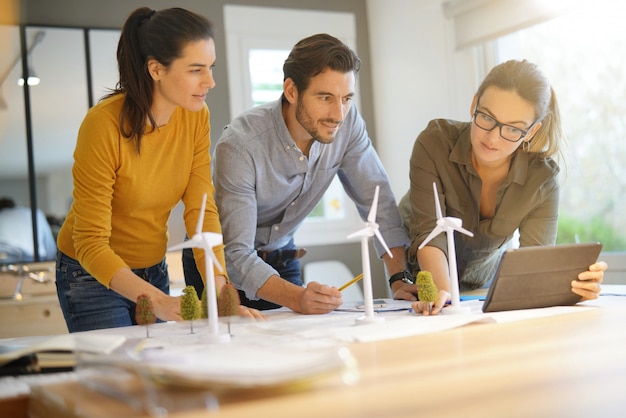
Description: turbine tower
xmin=347 ymin=185 xmax=393 ymax=325
xmin=418 ymin=182 xmax=473 ymax=314
xmin=169 ymin=193 xmax=230 ymax=342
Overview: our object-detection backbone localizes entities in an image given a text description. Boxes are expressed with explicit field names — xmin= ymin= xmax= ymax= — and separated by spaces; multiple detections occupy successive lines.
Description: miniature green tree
xmin=416 ymin=270 xmax=438 ymax=315
xmin=180 ymin=285 xmax=201 ymax=334
xmin=218 ymin=283 xmax=240 ymax=317
xmin=200 ymin=286 xmax=208 ymax=319
xmin=135 ymin=293 xmax=156 ymax=338
xmin=218 ymin=283 xmax=241 ymax=335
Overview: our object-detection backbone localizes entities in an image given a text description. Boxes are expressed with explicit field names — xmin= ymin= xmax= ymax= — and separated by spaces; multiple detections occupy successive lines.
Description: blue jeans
xmin=55 ymin=251 xmax=169 ymax=332
xmin=182 ymin=239 xmax=302 ymax=311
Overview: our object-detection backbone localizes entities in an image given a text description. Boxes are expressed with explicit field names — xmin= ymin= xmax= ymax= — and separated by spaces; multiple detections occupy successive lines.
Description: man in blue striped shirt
xmin=184 ymin=34 xmax=413 ymax=314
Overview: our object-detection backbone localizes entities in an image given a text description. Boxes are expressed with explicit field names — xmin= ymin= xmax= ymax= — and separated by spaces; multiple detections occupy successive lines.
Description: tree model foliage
xmin=416 ymin=270 xmax=438 ymax=315
xmin=136 ymin=293 xmax=156 ymax=338
xmin=200 ymin=286 xmax=208 ymax=319
xmin=218 ymin=283 xmax=240 ymax=317
xmin=218 ymin=283 xmax=241 ymax=335
xmin=181 ymin=285 xmax=201 ymax=334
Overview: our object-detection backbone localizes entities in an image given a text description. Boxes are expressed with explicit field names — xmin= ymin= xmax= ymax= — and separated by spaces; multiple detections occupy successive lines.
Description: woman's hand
xmin=571 ymin=261 xmax=607 ymax=301
xmin=152 ymin=293 xmax=182 ymax=322
xmin=237 ymin=305 xmax=267 ymax=320
xmin=411 ymin=289 xmax=450 ymax=316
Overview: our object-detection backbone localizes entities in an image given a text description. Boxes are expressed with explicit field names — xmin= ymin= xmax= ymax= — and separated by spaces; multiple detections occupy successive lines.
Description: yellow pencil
xmin=338 ymin=273 xmax=364 ymax=291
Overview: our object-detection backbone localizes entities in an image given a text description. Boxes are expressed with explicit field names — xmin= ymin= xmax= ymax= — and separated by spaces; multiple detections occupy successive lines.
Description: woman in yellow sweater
xmin=55 ymin=7 xmax=263 ymax=332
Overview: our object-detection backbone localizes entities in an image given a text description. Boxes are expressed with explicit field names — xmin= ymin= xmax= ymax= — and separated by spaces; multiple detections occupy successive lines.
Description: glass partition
xmin=89 ymin=29 xmax=119 ymax=104
xmin=0 ymin=25 xmax=119 ymax=264
xmin=28 ymin=26 xmax=88 ymax=233
xmin=0 ymin=24 xmax=35 ymax=263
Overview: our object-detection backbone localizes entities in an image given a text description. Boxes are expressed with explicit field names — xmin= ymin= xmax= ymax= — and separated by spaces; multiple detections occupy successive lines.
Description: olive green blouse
xmin=399 ymin=119 xmax=560 ymax=290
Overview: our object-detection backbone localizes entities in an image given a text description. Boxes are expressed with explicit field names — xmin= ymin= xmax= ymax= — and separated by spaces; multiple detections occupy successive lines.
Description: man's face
xmin=294 ymin=69 xmax=356 ymax=144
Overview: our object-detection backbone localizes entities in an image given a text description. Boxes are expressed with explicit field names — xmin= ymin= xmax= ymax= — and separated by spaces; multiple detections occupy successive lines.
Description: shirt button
xmin=286 ymin=146 xmax=290 ymax=150
xmin=298 ymin=156 xmax=304 ymax=161
xmin=273 ymin=226 xmax=279 ymax=231
xmin=290 ymin=202 xmax=295 ymax=206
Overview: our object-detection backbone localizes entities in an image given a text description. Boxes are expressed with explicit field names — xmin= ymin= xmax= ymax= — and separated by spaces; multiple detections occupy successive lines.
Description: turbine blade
xmin=432 ymin=182 xmax=443 ymax=220
xmin=455 ymin=226 xmax=474 ymax=237
xmin=347 ymin=226 xmax=373 ymax=239
xmin=195 ymin=193 xmax=208 ymax=236
xmin=367 ymin=185 xmax=380 ymax=223
xmin=167 ymin=241 xmax=195 ymax=252
xmin=418 ymin=226 xmax=444 ymax=249
xmin=199 ymin=233 xmax=225 ymax=273
xmin=205 ymin=248 xmax=224 ymax=273
xmin=373 ymin=229 xmax=393 ymax=258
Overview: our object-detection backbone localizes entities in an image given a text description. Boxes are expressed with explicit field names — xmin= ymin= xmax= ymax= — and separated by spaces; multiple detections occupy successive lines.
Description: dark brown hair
xmin=105 ymin=7 xmax=214 ymax=152
xmin=282 ymin=33 xmax=360 ymax=98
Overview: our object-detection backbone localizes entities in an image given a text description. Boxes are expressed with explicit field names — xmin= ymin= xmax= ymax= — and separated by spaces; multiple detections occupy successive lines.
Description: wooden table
xmin=25 ymin=301 xmax=626 ymax=418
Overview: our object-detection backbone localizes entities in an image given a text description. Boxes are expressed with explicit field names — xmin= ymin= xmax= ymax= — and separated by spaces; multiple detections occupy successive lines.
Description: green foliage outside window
xmin=557 ymin=216 xmax=626 ymax=251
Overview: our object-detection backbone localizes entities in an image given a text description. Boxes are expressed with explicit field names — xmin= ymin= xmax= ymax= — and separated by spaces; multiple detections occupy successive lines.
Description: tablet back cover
xmin=482 ymin=242 xmax=602 ymax=312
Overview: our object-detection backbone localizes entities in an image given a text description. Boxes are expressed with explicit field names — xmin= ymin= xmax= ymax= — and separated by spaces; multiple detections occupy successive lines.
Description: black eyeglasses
xmin=472 ymin=107 xmax=534 ymax=143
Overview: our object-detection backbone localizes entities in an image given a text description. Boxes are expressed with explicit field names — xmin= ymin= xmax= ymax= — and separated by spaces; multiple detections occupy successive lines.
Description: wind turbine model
xmin=168 ymin=193 xmax=230 ymax=342
xmin=418 ymin=182 xmax=473 ymax=314
xmin=347 ymin=185 xmax=393 ymax=325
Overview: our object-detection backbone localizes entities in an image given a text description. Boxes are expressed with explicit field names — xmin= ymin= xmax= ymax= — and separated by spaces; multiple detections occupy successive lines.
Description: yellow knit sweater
xmin=57 ymin=94 xmax=225 ymax=287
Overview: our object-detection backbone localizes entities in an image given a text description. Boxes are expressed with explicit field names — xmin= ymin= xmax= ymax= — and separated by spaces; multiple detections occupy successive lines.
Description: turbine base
xmin=442 ymin=306 xmax=472 ymax=315
xmin=203 ymin=332 xmax=232 ymax=343
xmin=355 ymin=315 xmax=385 ymax=325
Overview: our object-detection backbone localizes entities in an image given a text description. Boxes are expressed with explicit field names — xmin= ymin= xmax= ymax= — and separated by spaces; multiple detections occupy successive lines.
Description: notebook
xmin=0 ymin=334 xmax=126 ymax=376
xmin=482 ymin=242 xmax=603 ymax=312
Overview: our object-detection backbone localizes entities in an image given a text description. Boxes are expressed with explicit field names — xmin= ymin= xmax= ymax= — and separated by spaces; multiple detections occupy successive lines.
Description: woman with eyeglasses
xmin=396 ymin=59 xmax=607 ymax=315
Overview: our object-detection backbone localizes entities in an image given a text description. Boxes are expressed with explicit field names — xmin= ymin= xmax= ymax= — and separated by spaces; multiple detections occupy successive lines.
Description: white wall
xmin=365 ymin=0 xmax=478 ymax=200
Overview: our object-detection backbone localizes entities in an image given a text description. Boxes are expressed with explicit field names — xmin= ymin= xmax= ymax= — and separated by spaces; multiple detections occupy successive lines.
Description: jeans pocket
xmin=57 ymin=253 xmax=100 ymax=289
xmin=68 ymin=269 xmax=101 ymax=288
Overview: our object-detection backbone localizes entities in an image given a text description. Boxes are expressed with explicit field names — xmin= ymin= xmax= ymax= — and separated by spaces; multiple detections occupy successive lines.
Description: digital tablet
xmin=482 ymin=242 xmax=603 ymax=312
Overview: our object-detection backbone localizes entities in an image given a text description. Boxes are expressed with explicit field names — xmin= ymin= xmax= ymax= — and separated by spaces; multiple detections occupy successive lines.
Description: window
xmin=491 ymin=4 xmax=626 ymax=252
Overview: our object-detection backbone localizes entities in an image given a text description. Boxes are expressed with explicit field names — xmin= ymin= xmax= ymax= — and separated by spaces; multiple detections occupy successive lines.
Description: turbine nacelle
xmin=169 ymin=231 xmax=224 ymax=273
xmin=347 ymin=186 xmax=393 ymax=258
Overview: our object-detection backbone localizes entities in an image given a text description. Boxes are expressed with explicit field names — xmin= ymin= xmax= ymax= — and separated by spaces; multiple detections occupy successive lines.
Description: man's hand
xmin=256 ymin=275 xmax=342 ymax=315
xmin=391 ymin=281 xmax=417 ymax=301
xmin=295 ymin=281 xmax=343 ymax=314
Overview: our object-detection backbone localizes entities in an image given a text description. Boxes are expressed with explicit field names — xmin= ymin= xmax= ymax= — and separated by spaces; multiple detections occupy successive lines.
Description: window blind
xmin=443 ymin=0 xmax=576 ymax=49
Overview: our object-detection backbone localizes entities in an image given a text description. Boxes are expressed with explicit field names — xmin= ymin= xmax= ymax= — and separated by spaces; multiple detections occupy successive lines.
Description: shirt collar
xmin=271 ymin=100 xmax=298 ymax=152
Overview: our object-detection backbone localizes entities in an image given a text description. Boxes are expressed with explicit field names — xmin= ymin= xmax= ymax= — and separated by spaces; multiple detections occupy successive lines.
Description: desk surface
xmin=24 ymin=297 xmax=626 ymax=418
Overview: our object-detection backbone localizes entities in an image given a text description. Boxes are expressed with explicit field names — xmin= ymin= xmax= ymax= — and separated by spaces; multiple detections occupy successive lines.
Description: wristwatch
xmin=388 ymin=270 xmax=414 ymax=287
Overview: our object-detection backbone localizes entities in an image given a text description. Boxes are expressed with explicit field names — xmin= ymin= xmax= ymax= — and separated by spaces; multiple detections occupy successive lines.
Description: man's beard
xmin=295 ymin=99 xmax=342 ymax=144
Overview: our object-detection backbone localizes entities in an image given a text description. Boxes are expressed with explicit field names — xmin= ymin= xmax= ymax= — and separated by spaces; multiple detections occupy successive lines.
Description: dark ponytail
xmin=105 ymin=7 xmax=214 ymax=152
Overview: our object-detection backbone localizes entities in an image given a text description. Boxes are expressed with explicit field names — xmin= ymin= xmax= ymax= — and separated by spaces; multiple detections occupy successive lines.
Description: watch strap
xmin=388 ymin=270 xmax=414 ymax=286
